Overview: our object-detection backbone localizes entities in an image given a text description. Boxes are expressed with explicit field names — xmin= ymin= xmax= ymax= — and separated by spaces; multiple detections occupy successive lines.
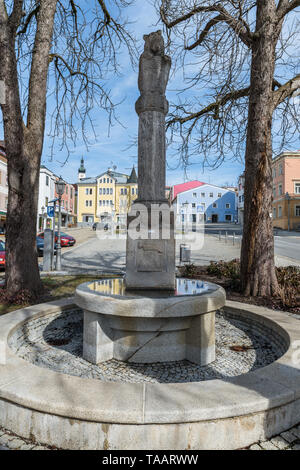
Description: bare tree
xmin=158 ymin=0 xmax=300 ymax=296
xmin=0 ymin=0 xmax=136 ymax=298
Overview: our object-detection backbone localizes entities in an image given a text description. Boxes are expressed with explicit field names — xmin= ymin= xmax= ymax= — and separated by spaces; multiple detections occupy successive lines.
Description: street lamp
xmin=286 ymin=192 xmax=291 ymax=232
xmin=55 ymin=176 xmax=66 ymax=270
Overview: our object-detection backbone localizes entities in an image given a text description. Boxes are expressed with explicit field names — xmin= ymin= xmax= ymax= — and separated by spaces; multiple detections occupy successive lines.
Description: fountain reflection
xmin=88 ymin=277 xmax=212 ymax=298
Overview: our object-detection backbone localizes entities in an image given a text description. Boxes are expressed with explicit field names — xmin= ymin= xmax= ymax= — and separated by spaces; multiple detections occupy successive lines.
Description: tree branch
xmin=167 ymin=86 xmax=250 ymax=126
xmin=27 ymin=0 xmax=57 ymax=145
xmin=160 ymin=0 xmax=253 ymax=48
xmin=8 ymin=0 xmax=24 ymax=34
xmin=272 ymin=73 xmax=300 ymax=109
xmin=276 ymin=0 xmax=300 ymax=20
xmin=18 ymin=4 xmax=40 ymax=36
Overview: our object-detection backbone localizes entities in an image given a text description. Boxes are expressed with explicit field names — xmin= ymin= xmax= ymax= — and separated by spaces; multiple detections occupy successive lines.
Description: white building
xmin=37 ymin=166 xmax=56 ymax=231
xmin=172 ymin=182 xmax=238 ymax=226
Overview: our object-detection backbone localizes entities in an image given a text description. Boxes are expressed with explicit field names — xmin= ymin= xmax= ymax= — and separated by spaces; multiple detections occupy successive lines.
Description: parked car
xmin=38 ymin=231 xmax=76 ymax=247
xmin=36 ymin=236 xmax=57 ymax=257
xmin=0 ymin=240 xmax=5 ymax=268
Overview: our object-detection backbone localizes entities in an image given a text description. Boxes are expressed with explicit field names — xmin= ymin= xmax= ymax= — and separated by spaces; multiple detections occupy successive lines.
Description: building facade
xmin=172 ymin=182 xmax=238 ymax=225
xmin=77 ymin=160 xmax=138 ymax=226
xmin=272 ymin=151 xmax=300 ymax=230
xmin=0 ymin=141 xmax=8 ymax=232
xmin=238 ymin=151 xmax=300 ymax=230
xmin=37 ymin=166 xmax=76 ymax=231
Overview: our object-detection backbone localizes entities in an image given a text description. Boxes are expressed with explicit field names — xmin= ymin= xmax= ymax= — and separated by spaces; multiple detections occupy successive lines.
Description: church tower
xmin=78 ymin=157 xmax=86 ymax=181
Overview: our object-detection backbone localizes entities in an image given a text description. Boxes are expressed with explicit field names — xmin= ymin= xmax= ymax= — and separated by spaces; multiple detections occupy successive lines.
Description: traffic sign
xmin=47 ymin=206 xmax=55 ymax=217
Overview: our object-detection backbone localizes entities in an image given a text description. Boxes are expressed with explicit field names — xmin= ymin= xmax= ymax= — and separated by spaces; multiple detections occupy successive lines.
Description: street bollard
xmin=219 ymin=231 xmax=221 ymax=241
xmin=43 ymin=229 xmax=53 ymax=272
xmin=233 ymin=232 xmax=235 ymax=245
xmin=225 ymin=231 xmax=228 ymax=243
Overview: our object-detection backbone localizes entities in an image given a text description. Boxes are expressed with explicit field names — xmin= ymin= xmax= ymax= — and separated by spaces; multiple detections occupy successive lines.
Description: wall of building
xmin=272 ymin=153 xmax=300 ymax=230
xmin=174 ymin=184 xmax=237 ymax=224
xmin=77 ymin=182 xmax=97 ymax=225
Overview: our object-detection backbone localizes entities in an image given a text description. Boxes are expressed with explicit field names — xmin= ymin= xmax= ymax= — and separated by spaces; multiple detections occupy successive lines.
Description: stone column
xmin=125 ymin=31 xmax=175 ymax=290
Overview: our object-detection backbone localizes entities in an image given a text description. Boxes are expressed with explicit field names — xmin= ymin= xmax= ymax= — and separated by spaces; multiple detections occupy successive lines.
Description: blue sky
xmin=40 ymin=0 xmax=245 ymax=186
xmin=1 ymin=1 xmax=298 ymax=187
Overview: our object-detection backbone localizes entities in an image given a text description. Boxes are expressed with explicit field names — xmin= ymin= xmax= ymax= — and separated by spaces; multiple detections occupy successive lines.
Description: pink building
xmin=272 ymin=151 xmax=300 ymax=230
xmin=54 ymin=178 xmax=76 ymax=227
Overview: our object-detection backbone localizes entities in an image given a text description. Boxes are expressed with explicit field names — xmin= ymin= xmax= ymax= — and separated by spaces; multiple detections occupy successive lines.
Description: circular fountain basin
xmin=75 ymin=278 xmax=225 ymax=365
xmin=0 ymin=297 xmax=298 ymax=450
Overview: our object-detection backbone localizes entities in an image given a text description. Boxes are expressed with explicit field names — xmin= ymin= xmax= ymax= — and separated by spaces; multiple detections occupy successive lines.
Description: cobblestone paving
xmin=9 ymin=309 xmax=287 ymax=384
xmin=1 ymin=424 xmax=300 ymax=450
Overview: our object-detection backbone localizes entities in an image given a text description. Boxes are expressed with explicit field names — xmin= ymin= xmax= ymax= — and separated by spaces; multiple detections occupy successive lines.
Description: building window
xmin=103 ymin=188 xmax=106 ymax=195
xmin=278 ymin=206 xmax=282 ymax=217
xmin=218 ymin=193 xmax=221 ymax=198
xmin=110 ymin=188 xmax=113 ymax=194
xmin=192 ymin=203 xmax=196 ymax=208
xmin=201 ymin=193 xmax=205 ymax=197
xmin=89 ymin=200 xmax=92 ymax=206
xmin=110 ymin=179 xmax=113 ymax=183
xmin=278 ymin=184 xmax=283 ymax=196
xmin=295 ymin=206 xmax=300 ymax=216
xmin=273 ymin=168 xmax=276 ymax=178
xmin=273 ymin=207 xmax=276 ymax=218
xmin=99 ymin=188 xmax=102 ymax=195
xmin=99 ymin=179 xmax=102 ymax=183
xmin=85 ymin=200 xmax=89 ymax=207
xmin=132 ymin=188 xmax=134 ymax=195
xmin=121 ymin=188 xmax=124 ymax=195
xmin=295 ymin=182 xmax=300 ymax=194
xmin=103 ymin=178 xmax=106 ymax=183
xmin=71 ymin=188 xmax=73 ymax=198
xmin=279 ymin=163 xmax=283 ymax=175
xmin=273 ymin=186 xmax=276 ymax=198
xmin=124 ymin=188 xmax=127 ymax=195
xmin=106 ymin=200 xmax=109 ymax=206
xmin=209 ymin=193 xmax=213 ymax=197
xmin=89 ymin=188 xmax=93 ymax=195
xmin=212 ymin=203 xmax=217 ymax=208
xmin=226 ymin=203 xmax=230 ymax=209
xmin=85 ymin=188 xmax=89 ymax=195
xmin=99 ymin=200 xmax=102 ymax=206
xmin=46 ymin=175 xmax=49 ymax=186
xmin=110 ymin=200 xmax=113 ymax=205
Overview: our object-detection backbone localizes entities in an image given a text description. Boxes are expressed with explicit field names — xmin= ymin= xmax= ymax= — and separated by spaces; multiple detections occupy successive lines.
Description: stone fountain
xmin=0 ymin=31 xmax=297 ymax=452
xmin=75 ymin=31 xmax=226 ymax=366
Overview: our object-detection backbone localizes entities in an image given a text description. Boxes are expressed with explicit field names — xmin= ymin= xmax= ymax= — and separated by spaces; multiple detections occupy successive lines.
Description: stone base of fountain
xmin=75 ymin=278 xmax=225 ymax=366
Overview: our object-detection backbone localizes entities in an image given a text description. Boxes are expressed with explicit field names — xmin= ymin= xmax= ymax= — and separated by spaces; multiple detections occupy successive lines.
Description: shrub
xmin=276 ymin=266 xmax=300 ymax=308
xmin=206 ymin=259 xmax=240 ymax=280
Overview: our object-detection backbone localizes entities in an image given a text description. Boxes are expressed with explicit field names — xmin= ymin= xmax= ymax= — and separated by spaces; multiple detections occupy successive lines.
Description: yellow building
xmin=77 ymin=159 xmax=138 ymax=226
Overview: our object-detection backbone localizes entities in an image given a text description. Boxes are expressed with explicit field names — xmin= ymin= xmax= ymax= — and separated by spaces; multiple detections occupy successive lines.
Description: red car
xmin=38 ymin=231 xmax=76 ymax=247
xmin=0 ymin=240 xmax=5 ymax=268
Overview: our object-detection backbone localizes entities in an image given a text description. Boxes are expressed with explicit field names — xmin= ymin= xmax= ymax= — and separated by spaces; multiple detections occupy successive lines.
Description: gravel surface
xmin=9 ymin=308 xmax=287 ymax=384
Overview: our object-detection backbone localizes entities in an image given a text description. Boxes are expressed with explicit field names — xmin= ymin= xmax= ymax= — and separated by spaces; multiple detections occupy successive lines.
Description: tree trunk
xmin=0 ymin=0 xmax=57 ymax=298
xmin=5 ymin=151 xmax=43 ymax=298
xmin=240 ymin=1 xmax=280 ymax=297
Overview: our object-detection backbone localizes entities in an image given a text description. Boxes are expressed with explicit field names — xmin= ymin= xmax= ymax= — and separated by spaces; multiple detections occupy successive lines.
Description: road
xmin=61 ymin=224 xmax=300 ymax=272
